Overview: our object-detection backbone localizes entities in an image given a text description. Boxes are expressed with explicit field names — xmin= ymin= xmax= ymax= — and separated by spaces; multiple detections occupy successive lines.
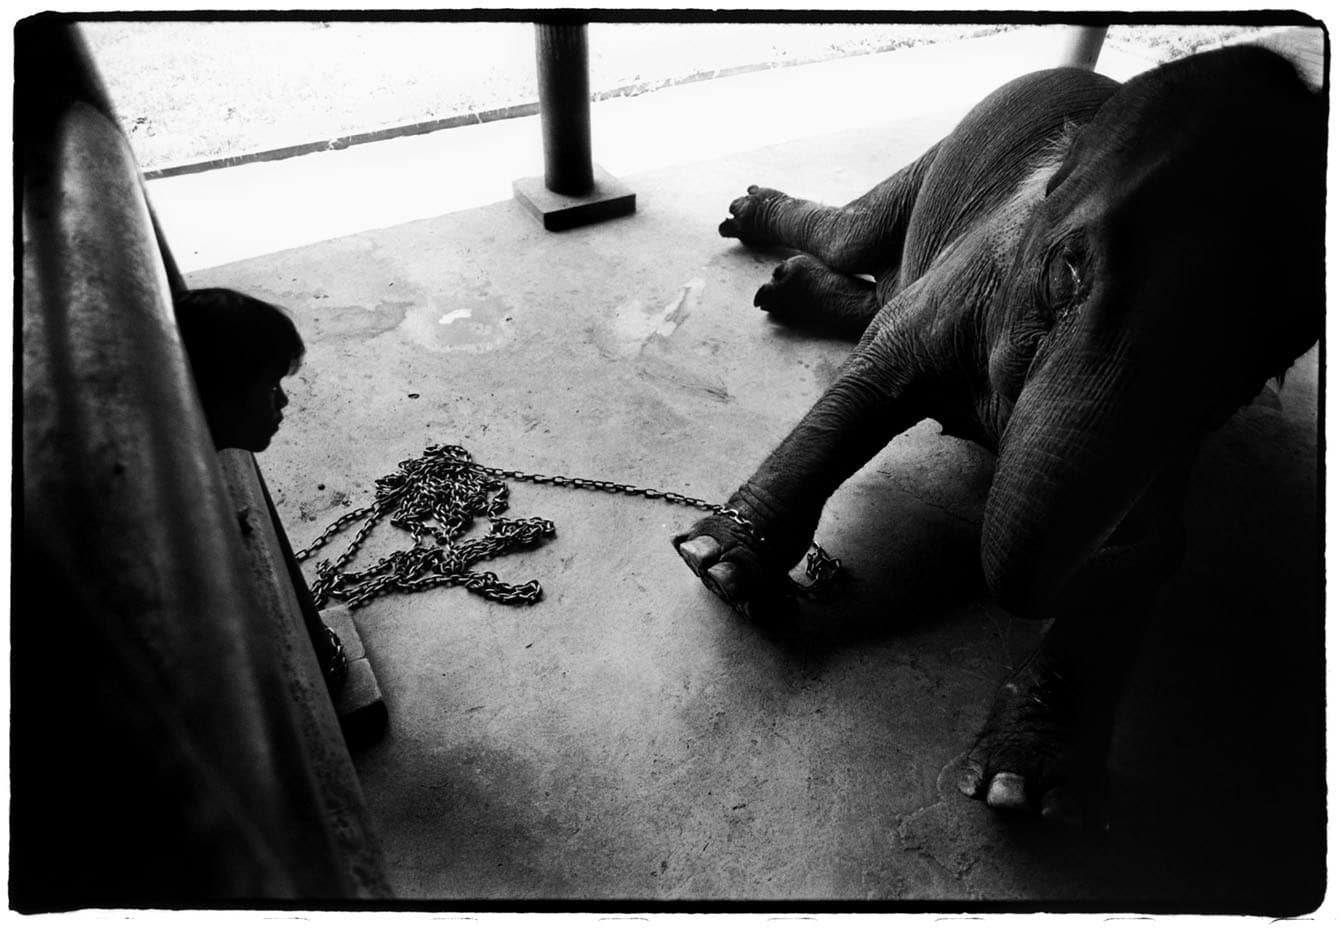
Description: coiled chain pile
xmin=296 ymin=443 xmax=841 ymax=610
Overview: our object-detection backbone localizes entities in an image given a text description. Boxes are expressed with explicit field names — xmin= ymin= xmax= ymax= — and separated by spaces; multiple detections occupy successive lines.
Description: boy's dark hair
xmin=174 ymin=287 xmax=305 ymax=399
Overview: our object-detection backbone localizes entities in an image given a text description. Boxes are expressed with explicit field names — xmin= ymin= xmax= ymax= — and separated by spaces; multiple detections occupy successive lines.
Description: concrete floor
xmin=167 ymin=30 xmax=1325 ymax=911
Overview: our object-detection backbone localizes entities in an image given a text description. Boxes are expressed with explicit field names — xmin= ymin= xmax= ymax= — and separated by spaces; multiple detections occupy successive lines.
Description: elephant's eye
xmin=1035 ymin=235 xmax=1086 ymax=316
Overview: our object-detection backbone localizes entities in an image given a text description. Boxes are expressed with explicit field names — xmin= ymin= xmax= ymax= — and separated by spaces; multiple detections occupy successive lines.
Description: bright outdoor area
xmin=81 ymin=20 xmax=1264 ymax=174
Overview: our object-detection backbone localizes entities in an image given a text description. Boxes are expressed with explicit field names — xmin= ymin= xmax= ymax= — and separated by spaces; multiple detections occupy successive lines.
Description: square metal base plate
xmin=513 ymin=164 xmax=636 ymax=231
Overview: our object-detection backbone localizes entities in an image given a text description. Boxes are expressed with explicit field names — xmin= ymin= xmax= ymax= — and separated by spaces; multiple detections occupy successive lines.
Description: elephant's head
xmin=981 ymin=46 xmax=1324 ymax=616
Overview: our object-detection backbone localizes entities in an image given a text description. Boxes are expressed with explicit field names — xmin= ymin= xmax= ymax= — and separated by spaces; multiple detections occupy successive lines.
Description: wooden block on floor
xmin=321 ymin=604 xmax=366 ymax=660
xmin=321 ymin=605 xmax=386 ymax=747
xmin=335 ymin=658 xmax=387 ymax=748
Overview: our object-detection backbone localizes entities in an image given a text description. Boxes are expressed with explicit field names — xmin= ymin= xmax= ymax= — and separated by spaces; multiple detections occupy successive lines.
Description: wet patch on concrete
xmin=596 ymin=278 xmax=706 ymax=359
xmin=303 ymin=300 xmax=411 ymax=340
xmin=399 ymin=295 xmax=517 ymax=354
xmin=597 ymin=298 xmax=652 ymax=358
xmin=296 ymin=488 xmax=358 ymax=524
xmin=659 ymin=277 xmax=705 ymax=336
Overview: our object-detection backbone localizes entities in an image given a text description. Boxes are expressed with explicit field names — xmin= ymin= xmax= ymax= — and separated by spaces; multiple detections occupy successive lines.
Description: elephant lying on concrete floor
xmin=673 ymin=46 xmax=1323 ymax=825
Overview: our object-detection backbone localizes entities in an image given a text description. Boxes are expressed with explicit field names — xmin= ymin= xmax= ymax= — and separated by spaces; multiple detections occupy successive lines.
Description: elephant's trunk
xmin=983 ymin=273 xmax=1315 ymax=619
xmin=981 ymin=332 xmax=1172 ymax=617
xmin=979 ymin=46 xmax=1323 ymax=619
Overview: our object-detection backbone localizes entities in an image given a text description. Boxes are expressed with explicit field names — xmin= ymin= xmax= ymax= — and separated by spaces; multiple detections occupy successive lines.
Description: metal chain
xmin=296 ymin=443 xmax=841 ymax=610
xmin=478 ymin=462 xmax=842 ymax=593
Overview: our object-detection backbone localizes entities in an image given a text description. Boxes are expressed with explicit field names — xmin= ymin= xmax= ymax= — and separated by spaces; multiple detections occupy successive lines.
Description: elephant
xmin=672 ymin=45 xmax=1324 ymax=826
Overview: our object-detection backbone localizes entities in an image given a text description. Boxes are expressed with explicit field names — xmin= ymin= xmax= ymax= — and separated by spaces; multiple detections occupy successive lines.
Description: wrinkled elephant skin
xmin=674 ymin=47 xmax=1323 ymax=825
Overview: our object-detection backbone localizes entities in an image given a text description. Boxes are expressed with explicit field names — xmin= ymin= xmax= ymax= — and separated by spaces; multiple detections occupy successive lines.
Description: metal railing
xmin=14 ymin=15 xmax=388 ymax=906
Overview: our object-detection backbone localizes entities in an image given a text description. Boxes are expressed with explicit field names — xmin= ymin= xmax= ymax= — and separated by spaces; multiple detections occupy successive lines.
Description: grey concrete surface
xmin=172 ymin=30 xmax=1324 ymax=911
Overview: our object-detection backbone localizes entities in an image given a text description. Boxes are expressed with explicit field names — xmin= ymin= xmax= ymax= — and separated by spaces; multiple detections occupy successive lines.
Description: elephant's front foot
xmin=957 ymin=648 xmax=1114 ymax=829
xmin=673 ymin=509 xmax=807 ymax=622
xmin=719 ymin=185 xmax=789 ymax=244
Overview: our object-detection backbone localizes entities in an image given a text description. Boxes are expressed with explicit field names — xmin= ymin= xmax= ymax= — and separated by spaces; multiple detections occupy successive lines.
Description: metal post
xmin=536 ymin=22 xmax=594 ymax=195
xmin=1060 ymin=25 xmax=1108 ymax=70
xmin=513 ymin=21 xmax=635 ymax=231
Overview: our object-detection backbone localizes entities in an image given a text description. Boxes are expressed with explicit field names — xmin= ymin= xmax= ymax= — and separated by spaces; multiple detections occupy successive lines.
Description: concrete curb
xmin=144 ymin=101 xmax=542 ymax=180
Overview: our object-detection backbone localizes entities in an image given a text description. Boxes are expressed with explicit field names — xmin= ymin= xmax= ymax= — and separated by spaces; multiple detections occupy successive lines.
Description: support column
xmin=537 ymin=22 xmax=594 ymax=194
xmin=513 ymin=22 xmax=635 ymax=231
xmin=1059 ymin=25 xmax=1108 ymax=70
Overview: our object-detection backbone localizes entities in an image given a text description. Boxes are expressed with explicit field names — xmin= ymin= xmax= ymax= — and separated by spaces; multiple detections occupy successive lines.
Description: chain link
xmin=297 ymin=443 xmax=840 ymax=611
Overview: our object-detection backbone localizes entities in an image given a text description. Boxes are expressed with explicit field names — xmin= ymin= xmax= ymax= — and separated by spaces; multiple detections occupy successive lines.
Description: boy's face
xmin=211 ymin=366 xmax=290 ymax=452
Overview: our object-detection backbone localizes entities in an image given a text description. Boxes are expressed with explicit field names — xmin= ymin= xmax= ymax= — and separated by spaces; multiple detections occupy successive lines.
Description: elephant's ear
xmin=1043 ymin=148 xmax=1080 ymax=197
xmin=1042 ymin=119 xmax=1089 ymax=197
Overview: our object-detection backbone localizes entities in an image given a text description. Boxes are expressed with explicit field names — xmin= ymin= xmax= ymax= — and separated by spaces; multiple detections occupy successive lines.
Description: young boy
xmin=174 ymin=287 xmax=303 ymax=453
xmin=175 ymin=287 xmax=349 ymax=696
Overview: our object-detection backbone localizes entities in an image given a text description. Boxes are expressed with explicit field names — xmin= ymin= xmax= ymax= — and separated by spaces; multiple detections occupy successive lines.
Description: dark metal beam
xmin=14 ymin=16 xmax=389 ymax=906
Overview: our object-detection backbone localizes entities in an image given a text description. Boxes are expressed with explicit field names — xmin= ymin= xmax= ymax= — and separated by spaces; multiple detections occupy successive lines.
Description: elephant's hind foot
xmin=755 ymin=254 xmax=878 ymax=339
xmin=957 ymin=648 xmax=1113 ymax=829
xmin=719 ymin=185 xmax=789 ymax=243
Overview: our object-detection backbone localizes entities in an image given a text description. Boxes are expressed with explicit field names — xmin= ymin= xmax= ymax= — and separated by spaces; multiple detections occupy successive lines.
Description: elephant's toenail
xmin=707 ymin=562 xmax=738 ymax=595
xmin=986 ymin=772 xmax=1030 ymax=810
xmin=678 ymin=536 xmax=719 ymax=568
xmin=1040 ymin=789 xmax=1082 ymax=828
xmin=957 ymin=761 xmax=986 ymax=798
